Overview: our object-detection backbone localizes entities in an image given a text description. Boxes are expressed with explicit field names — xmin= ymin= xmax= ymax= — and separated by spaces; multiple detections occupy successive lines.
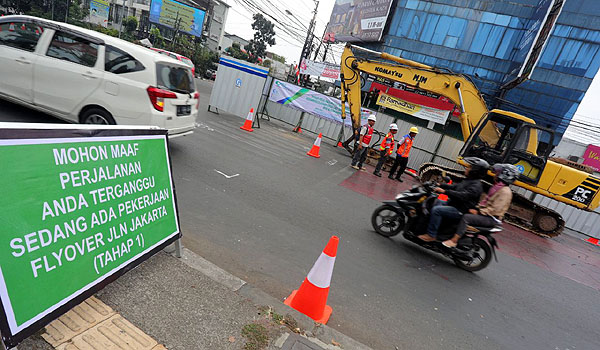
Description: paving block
xmin=55 ymin=314 xmax=158 ymax=350
xmin=151 ymin=345 xmax=168 ymax=350
xmin=42 ymin=296 xmax=116 ymax=347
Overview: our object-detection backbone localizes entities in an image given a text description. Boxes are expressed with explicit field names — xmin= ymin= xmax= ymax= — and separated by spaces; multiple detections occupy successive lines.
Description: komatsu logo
xmin=374 ymin=66 xmax=403 ymax=79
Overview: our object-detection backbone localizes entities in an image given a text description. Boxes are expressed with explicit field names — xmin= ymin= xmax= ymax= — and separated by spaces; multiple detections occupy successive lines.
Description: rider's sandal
xmin=442 ymin=240 xmax=457 ymax=248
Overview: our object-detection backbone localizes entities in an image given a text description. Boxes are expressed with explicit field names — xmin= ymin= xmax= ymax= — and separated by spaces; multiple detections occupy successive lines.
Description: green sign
xmin=0 ymin=131 xmax=179 ymax=347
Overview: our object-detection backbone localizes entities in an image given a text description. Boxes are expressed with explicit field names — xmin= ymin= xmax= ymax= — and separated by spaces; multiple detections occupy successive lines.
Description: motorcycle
xmin=371 ymin=181 xmax=501 ymax=272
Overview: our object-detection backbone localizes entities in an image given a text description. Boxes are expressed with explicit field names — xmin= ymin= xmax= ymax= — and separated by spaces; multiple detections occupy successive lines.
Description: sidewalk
xmin=19 ymin=247 xmax=372 ymax=350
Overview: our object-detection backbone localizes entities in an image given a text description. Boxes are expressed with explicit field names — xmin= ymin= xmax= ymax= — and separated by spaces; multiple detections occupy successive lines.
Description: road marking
xmin=327 ymin=159 xmax=338 ymax=166
xmin=214 ymin=169 xmax=239 ymax=179
xmin=195 ymin=122 xmax=215 ymax=131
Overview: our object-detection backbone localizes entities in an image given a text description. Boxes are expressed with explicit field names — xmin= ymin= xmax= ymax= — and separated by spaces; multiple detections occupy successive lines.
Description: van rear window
xmin=156 ymin=63 xmax=194 ymax=94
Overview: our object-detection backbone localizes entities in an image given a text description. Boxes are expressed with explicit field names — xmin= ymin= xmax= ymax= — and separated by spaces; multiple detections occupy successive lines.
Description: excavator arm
xmin=340 ymin=44 xmax=489 ymax=141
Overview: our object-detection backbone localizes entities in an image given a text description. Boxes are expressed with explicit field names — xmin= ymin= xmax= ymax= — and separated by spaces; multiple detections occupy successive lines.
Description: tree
xmin=225 ymin=42 xmax=249 ymax=60
xmin=149 ymin=27 xmax=166 ymax=48
xmin=262 ymin=59 xmax=272 ymax=68
xmin=4 ymin=0 xmax=87 ymax=24
xmin=245 ymin=13 xmax=275 ymax=63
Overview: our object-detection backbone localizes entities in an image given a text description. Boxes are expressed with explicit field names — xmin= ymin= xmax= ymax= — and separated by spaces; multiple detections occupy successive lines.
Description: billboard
xmin=583 ymin=144 xmax=600 ymax=171
xmin=89 ymin=0 xmax=109 ymax=28
xmin=0 ymin=126 xmax=181 ymax=348
xmin=149 ymin=0 xmax=206 ymax=38
xmin=324 ymin=0 xmax=394 ymax=42
xmin=376 ymin=93 xmax=450 ymax=124
xmin=503 ymin=0 xmax=565 ymax=89
xmin=299 ymin=58 xmax=340 ymax=80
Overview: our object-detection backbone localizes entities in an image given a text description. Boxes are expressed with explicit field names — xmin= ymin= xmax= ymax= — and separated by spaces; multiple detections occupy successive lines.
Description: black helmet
xmin=493 ymin=164 xmax=520 ymax=184
xmin=463 ymin=157 xmax=489 ymax=179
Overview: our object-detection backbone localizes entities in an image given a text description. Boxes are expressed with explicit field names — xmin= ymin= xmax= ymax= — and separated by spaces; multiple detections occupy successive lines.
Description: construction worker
xmin=373 ymin=123 xmax=398 ymax=177
xmin=351 ymin=114 xmax=376 ymax=170
xmin=388 ymin=126 xmax=418 ymax=182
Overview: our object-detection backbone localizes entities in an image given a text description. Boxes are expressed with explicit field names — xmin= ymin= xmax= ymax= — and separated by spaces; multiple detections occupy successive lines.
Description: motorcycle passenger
xmin=417 ymin=157 xmax=489 ymax=242
xmin=442 ymin=164 xmax=518 ymax=248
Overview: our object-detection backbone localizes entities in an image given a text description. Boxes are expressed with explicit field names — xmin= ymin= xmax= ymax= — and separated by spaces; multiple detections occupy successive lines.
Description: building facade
xmin=221 ymin=33 xmax=250 ymax=51
xmin=205 ymin=0 xmax=229 ymax=52
xmin=367 ymin=0 xmax=600 ymax=142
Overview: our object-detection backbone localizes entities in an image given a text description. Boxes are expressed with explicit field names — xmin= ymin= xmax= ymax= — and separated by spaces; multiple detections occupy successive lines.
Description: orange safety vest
xmin=362 ymin=125 xmax=374 ymax=146
xmin=396 ymin=134 xmax=414 ymax=158
xmin=379 ymin=132 xmax=395 ymax=155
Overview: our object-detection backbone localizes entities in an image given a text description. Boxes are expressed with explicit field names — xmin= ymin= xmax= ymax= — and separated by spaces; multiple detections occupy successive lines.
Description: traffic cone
xmin=337 ymin=141 xmax=343 ymax=147
xmin=285 ymin=236 xmax=339 ymax=324
xmin=585 ymin=237 xmax=599 ymax=246
xmin=307 ymin=133 xmax=322 ymax=158
xmin=240 ymin=108 xmax=254 ymax=132
xmin=293 ymin=125 xmax=302 ymax=133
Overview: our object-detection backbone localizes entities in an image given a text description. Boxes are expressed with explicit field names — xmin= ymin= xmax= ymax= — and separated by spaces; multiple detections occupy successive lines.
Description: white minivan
xmin=0 ymin=15 xmax=197 ymax=137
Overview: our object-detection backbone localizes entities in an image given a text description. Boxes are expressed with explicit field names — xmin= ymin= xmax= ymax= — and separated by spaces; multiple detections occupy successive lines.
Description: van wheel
xmin=81 ymin=108 xmax=115 ymax=125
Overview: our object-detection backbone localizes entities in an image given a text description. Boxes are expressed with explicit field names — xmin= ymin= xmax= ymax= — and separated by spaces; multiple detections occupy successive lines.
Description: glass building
xmin=366 ymin=0 xmax=600 ymax=142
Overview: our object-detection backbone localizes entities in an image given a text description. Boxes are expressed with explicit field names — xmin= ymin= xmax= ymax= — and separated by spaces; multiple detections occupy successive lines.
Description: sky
xmin=223 ymin=0 xmax=340 ymax=65
xmin=222 ymin=0 xmax=600 ymax=145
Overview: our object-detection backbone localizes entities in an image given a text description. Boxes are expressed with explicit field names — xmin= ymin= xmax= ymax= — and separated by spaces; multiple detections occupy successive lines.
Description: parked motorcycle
xmin=371 ymin=181 xmax=501 ymax=271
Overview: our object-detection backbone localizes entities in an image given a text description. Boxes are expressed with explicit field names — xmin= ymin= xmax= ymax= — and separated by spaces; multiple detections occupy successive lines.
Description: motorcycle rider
xmin=418 ymin=157 xmax=489 ymax=242
xmin=442 ymin=164 xmax=518 ymax=248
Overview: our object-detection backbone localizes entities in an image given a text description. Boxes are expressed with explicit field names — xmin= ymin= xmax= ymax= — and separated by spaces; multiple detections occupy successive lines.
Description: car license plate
xmin=177 ymin=105 xmax=191 ymax=116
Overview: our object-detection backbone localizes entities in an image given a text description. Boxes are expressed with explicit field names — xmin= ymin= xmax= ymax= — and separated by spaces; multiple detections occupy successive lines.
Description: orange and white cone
xmin=240 ymin=108 xmax=254 ymax=132
xmin=284 ymin=236 xmax=338 ymax=324
xmin=307 ymin=133 xmax=322 ymax=158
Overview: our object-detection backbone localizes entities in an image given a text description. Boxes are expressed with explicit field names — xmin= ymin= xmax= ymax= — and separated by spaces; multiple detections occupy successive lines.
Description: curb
xmin=173 ymin=248 xmax=373 ymax=350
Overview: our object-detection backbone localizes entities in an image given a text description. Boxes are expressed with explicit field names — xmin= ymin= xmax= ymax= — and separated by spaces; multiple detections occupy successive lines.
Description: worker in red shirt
xmin=351 ymin=114 xmax=376 ymax=170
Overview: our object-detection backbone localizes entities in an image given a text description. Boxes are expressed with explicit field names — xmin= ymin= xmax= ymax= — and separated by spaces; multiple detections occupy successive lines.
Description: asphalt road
xmin=2 ymin=80 xmax=599 ymax=350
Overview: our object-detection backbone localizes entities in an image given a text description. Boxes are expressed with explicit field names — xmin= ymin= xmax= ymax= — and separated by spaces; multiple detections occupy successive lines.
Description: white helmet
xmin=368 ymin=114 xmax=376 ymax=121
xmin=389 ymin=123 xmax=398 ymax=130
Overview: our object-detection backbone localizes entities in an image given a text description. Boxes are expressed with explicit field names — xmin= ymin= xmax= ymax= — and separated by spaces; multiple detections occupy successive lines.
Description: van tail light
xmin=193 ymin=92 xmax=200 ymax=109
xmin=147 ymin=86 xmax=177 ymax=112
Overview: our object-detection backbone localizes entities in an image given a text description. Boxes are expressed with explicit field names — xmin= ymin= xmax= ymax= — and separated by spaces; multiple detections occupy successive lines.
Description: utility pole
xmin=64 ymin=0 xmax=69 ymax=22
xmin=170 ymin=11 xmax=181 ymax=50
xmin=298 ymin=0 xmax=319 ymax=86
xmin=51 ymin=0 xmax=55 ymax=21
xmin=313 ymin=22 xmax=329 ymax=60
xmin=118 ymin=0 xmax=127 ymax=38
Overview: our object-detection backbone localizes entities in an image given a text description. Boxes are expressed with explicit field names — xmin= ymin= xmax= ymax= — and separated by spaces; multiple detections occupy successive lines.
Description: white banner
xmin=269 ymin=79 xmax=373 ymax=126
xmin=299 ymin=59 xmax=340 ymax=80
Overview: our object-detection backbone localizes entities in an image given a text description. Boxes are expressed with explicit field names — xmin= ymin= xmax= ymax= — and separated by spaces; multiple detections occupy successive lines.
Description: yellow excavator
xmin=340 ymin=44 xmax=600 ymax=237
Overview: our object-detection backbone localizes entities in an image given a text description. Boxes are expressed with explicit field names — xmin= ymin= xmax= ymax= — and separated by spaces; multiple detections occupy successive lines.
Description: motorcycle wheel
xmin=453 ymin=237 xmax=492 ymax=272
xmin=371 ymin=205 xmax=405 ymax=237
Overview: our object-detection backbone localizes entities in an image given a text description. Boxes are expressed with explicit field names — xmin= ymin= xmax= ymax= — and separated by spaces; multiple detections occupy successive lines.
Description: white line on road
xmin=328 ymin=159 xmax=338 ymax=166
xmin=214 ymin=169 xmax=240 ymax=179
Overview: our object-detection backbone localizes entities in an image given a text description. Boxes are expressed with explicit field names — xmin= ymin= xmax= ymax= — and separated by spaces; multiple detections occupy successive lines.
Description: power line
xmin=233 ymin=0 xmax=306 ymax=47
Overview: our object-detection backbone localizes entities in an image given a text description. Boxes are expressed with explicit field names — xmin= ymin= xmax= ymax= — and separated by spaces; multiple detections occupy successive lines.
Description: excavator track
xmin=418 ymin=163 xmax=565 ymax=238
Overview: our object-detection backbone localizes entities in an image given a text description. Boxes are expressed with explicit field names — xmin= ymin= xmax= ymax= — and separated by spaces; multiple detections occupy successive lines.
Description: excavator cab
xmin=460 ymin=111 xmax=555 ymax=185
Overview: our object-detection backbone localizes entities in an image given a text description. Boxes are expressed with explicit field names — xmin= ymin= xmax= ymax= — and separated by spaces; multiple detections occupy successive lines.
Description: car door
xmin=33 ymin=29 xmax=103 ymax=119
xmin=0 ymin=21 xmax=44 ymax=103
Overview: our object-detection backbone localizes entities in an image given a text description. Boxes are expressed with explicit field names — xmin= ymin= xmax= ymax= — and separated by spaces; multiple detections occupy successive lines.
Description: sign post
xmin=0 ymin=124 xmax=181 ymax=349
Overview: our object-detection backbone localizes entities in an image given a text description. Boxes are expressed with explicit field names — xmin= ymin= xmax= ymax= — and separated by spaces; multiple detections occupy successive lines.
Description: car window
xmin=156 ymin=63 xmax=194 ymax=94
xmin=0 ymin=22 xmax=43 ymax=52
xmin=46 ymin=31 xmax=98 ymax=67
xmin=105 ymin=45 xmax=145 ymax=74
